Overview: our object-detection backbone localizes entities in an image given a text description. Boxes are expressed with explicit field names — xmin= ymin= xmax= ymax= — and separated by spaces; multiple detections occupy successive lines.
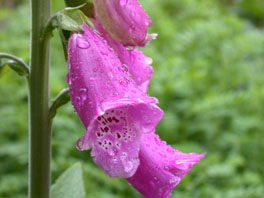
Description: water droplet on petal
xmin=175 ymin=160 xmax=184 ymax=165
xmin=120 ymin=0 xmax=127 ymax=6
xmin=169 ymin=176 xmax=180 ymax=185
xmin=122 ymin=64 xmax=129 ymax=72
xmin=75 ymin=96 xmax=81 ymax=106
xmin=112 ymin=156 xmax=118 ymax=163
xmin=108 ymin=148 xmax=115 ymax=156
xmin=124 ymin=161 xmax=133 ymax=172
xmin=101 ymin=50 xmax=108 ymax=56
xmin=77 ymin=37 xmax=90 ymax=49
xmin=145 ymin=57 xmax=153 ymax=64
xmin=79 ymin=88 xmax=87 ymax=104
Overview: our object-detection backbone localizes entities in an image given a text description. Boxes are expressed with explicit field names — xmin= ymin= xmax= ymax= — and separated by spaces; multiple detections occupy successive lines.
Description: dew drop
xmin=79 ymin=88 xmax=87 ymax=104
xmin=124 ymin=161 xmax=133 ymax=172
xmin=77 ymin=38 xmax=90 ymax=49
xmin=108 ymin=149 xmax=115 ymax=156
xmin=112 ymin=156 xmax=118 ymax=163
xmin=101 ymin=50 xmax=108 ymax=56
xmin=145 ymin=57 xmax=153 ymax=64
xmin=175 ymin=160 xmax=184 ymax=165
xmin=120 ymin=0 xmax=127 ymax=6
xmin=75 ymin=96 xmax=81 ymax=106
xmin=169 ymin=176 xmax=180 ymax=185
xmin=122 ymin=64 xmax=129 ymax=72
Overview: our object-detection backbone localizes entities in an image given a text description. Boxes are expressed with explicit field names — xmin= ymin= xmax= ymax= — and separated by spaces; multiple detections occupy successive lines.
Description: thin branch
xmin=41 ymin=14 xmax=58 ymax=41
xmin=49 ymin=88 xmax=70 ymax=121
xmin=0 ymin=52 xmax=30 ymax=73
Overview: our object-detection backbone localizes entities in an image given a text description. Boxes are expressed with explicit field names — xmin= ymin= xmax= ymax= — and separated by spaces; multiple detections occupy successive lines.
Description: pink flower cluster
xmin=66 ymin=0 xmax=205 ymax=197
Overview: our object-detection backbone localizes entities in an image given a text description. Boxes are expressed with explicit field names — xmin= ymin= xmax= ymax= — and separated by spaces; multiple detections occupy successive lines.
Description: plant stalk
xmin=29 ymin=0 xmax=51 ymax=197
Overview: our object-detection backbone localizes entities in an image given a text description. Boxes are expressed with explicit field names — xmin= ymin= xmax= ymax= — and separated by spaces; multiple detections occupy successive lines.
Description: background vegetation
xmin=0 ymin=0 xmax=264 ymax=197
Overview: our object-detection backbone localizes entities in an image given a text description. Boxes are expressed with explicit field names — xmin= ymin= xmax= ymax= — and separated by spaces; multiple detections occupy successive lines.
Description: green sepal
xmin=64 ymin=0 xmax=94 ymax=18
xmin=49 ymin=6 xmax=94 ymax=59
xmin=58 ymin=6 xmax=85 ymax=32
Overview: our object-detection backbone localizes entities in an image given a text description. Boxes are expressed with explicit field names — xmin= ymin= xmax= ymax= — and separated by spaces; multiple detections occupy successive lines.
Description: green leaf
xmin=51 ymin=163 xmax=86 ymax=198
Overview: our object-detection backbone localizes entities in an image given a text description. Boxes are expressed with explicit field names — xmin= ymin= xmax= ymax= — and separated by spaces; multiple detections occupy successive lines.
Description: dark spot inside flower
xmin=107 ymin=117 xmax=112 ymax=122
xmin=113 ymin=117 xmax=119 ymax=123
xmin=104 ymin=127 xmax=109 ymax=132
xmin=117 ymin=133 xmax=121 ymax=139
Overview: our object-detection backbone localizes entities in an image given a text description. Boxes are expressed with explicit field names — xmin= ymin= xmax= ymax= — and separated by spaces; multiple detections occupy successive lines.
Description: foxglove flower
xmin=67 ymin=24 xmax=163 ymax=178
xmin=127 ymin=132 xmax=205 ymax=198
xmin=93 ymin=0 xmax=156 ymax=47
xmin=93 ymin=17 xmax=153 ymax=92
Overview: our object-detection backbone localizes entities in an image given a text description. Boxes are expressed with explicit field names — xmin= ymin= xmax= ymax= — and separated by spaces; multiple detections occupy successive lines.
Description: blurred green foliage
xmin=0 ymin=0 xmax=264 ymax=197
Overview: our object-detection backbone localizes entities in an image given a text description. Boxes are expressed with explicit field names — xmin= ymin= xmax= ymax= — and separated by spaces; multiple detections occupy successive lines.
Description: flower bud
xmin=93 ymin=0 xmax=155 ymax=47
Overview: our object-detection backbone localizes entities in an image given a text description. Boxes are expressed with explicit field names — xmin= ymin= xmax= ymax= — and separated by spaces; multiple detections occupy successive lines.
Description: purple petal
xmin=93 ymin=17 xmax=154 ymax=93
xmin=67 ymin=24 xmax=163 ymax=177
xmin=127 ymin=133 xmax=205 ymax=198
xmin=93 ymin=0 xmax=153 ymax=47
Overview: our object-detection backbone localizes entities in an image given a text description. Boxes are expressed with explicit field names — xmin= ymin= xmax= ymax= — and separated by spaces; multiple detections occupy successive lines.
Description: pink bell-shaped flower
xmin=93 ymin=0 xmax=156 ymax=47
xmin=127 ymin=133 xmax=205 ymax=198
xmin=93 ymin=16 xmax=154 ymax=93
xmin=67 ymin=24 xmax=163 ymax=178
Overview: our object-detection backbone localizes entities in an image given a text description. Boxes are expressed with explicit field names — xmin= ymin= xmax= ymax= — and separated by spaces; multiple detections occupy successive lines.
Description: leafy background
xmin=0 ymin=0 xmax=264 ymax=197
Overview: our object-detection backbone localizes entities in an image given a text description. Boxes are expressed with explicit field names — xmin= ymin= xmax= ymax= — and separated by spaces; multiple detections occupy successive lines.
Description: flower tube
xmin=67 ymin=24 xmax=163 ymax=178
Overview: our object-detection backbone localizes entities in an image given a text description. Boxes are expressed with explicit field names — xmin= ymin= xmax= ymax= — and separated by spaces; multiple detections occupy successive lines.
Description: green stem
xmin=29 ymin=0 xmax=51 ymax=197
